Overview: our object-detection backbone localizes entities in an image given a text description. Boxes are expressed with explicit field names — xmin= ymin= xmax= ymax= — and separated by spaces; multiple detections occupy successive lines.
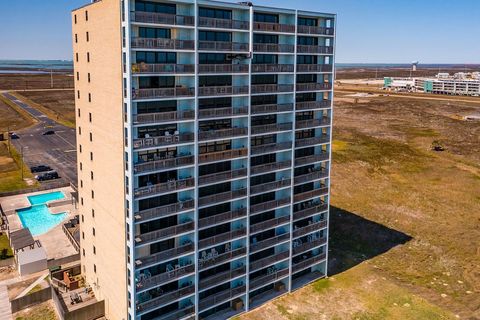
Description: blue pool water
xmin=17 ymin=191 xmax=67 ymax=236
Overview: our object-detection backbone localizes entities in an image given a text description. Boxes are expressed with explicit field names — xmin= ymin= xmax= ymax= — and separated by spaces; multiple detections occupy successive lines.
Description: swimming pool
xmin=17 ymin=191 xmax=67 ymax=236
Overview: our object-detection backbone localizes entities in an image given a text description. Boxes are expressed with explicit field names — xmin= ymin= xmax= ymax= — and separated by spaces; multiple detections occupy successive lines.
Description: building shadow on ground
xmin=328 ymin=206 xmax=412 ymax=276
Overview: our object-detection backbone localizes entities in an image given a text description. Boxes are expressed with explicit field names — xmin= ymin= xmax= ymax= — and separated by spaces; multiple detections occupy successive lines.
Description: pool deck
xmin=0 ymin=187 xmax=78 ymax=260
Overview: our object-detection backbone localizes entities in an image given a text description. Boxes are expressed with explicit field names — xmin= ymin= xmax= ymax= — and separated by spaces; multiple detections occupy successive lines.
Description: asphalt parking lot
xmin=2 ymin=92 xmax=77 ymax=186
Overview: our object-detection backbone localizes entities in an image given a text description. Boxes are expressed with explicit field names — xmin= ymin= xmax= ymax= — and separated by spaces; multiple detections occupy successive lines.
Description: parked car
xmin=30 ymin=165 xmax=53 ymax=173
xmin=9 ymin=132 xmax=19 ymax=139
xmin=42 ymin=130 xmax=55 ymax=135
xmin=35 ymin=171 xmax=59 ymax=181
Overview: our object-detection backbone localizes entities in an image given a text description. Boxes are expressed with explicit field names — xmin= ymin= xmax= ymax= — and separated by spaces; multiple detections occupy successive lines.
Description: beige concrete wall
xmin=72 ymin=1 xmax=127 ymax=319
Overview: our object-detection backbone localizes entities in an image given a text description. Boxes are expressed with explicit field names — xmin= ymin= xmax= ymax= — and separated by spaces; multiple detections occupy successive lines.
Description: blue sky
xmin=0 ymin=0 xmax=479 ymax=63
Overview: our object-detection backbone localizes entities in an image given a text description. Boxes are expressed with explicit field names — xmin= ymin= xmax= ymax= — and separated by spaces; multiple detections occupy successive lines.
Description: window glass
xmin=199 ymin=7 xmax=232 ymax=19
xmin=135 ymin=1 xmax=176 ymax=14
xmin=199 ymin=31 xmax=231 ymax=42
xmin=252 ymin=54 xmax=277 ymax=64
xmin=298 ymin=36 xmax=318 ymax=46
xmin=253 ymin=34 xmax=278 ymax=44
xmin=298 ymin=17 xmax=318 ymax=26
xmin=254 ymin=13 xmax=279 ymax=23
xmin=139 ymin=27 xmax=171 ymax=39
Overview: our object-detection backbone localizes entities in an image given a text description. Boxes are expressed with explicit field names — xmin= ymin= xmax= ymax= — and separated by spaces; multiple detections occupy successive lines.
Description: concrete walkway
xmin=0 ymin=286 xmax=12 ymax=320
xmin=15 ymin=271 xmax=48 ymax=299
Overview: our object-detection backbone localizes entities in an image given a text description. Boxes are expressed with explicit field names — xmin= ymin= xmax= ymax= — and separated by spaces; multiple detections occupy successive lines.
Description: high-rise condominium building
xmin=72 ymin=0 xmax=335 ymax=319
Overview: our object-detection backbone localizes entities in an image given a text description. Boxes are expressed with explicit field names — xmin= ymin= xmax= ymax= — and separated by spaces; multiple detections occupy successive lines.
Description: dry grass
xmin=11 ymin=90 xmax=75 ymax=128
xmin=240 ymin=93 xmax=480 ymax=319
xmin=13 ymin=300 xmax=58 ymax=320
xmin=0 ymin=142 xmax=38 ymax=192
xmin=0 ymin=73 xmax=73 ymax=90
xmin=0 ymin=95 xmax=35 ymax=133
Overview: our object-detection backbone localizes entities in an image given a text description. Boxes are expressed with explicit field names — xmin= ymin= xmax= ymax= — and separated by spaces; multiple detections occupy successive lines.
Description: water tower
xmin=412 ymin=61 xmax=419 ymax=72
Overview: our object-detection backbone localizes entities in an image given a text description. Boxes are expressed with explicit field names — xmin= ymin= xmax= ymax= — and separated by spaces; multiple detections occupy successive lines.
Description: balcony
xmin=198 ymin=64 xmax=249 ymax=74
xmin=199 ymin=148 xmax=248 ymax=164
xmin=293 ymin=237 xmax=327 ymax=255
xmin=296 ymin=100 xmax=331 ymax=111
xmin=135 ymin=221 xmax=195 ymax=246
xmin=134 ymin=155 xmax=194 ymax=174
xmin=136 ymin=243 xmax=194 ymax=269
xmin=199 ymin=168 xmax=247 ymax=186
xmin=198 ymin=85 xmax=249 ymax=96
xmin=198 ymin=41 xmax=249 ymax=52
xmin=135 ymin=200 xmax=195 ymax=223
xmin=250 ymin=215 xmax=290 ymax=234
xmin=199 ymin=127 xmax=248 ymax=141
xmin=136 ymin=285 xmax=195 ymax=313
xmin=251 ymin=84 xmax=294 ymax=94
xmin=134 ymin=177 xmax=195 ymax=198
xmin=297 ymin=25 xmax=334 ymax=36
xmin=293 ymin=220 xmax=327 ymax=238
xmin=130 ymin=11 xmax=194 ymax=26
xmin=251 ymin=122 xmax=292 ymax=135
xmin=198 ymin=106 xmax=248 ymax=119
xmin=199 ymin=208 xmax=247 ymax=229
xmin=251 ymin=103 xmax=293 ymax=115
xmin=295 ymin=136 xmax=330 ymax=148
xmin=294 ymin=187 xmax=329 ymax=203
xmin=198 ymin=17 xmax=249 ymax=30
xmin=133 ymin=133 xmax=194 ymax=149
xmin=198 ymin=188 xmax=247 ymax=207
xmin=295 ymin=153 xmax=329 ymax=166
xmin=199 ymin=247 xmax=246 ymax=271
xmin=156 ymin=306 xmax=195 ymax=320
xmin=251 ymin=233 xmax=290 ymax=253
xmin=253 ymin=43 xmax=295 ymax=53
xmin=293 ymin=202 xmax=328 ymax=221
xmin=134 ymin=199 xmax=195 ymax=223
xmin=136 ymin=264 xmax=195 ymax=291
xmin=250 ymin=197 xmax=291 ymax=215
xmin=296 ymin=64 xmax=333 ymax=73
xmin=132 ymin=110 xmax=194 ymax=125
xmin=296 ymin=45 xmax=333 ymax=54
xmin=250 ymin=178 xmax=291 ymax=195
xmin=131 ymin=63 xmax=195 ymax=74
xmin=132 ymin=87 xmax=195 ymax=100
xmin=131 ymin=38 xmax=194 ymax=50
xmin=296 ymin=83 xmax=332 ymax=92
xmin=251 ymin=160 xmax=292 ymax=175
xmin=295 ymin=118 xmax=330 ymax=130
xmin=292 ymin=253 xmax=327 ymax=273
xmin=251 ymin=141 xmax=292 ymax=155
xmin=249 ymin=268 xmax=289 ymax=291
xmin=199 ymin=266 xmax=246 ymax=291
xmin=253 ymin=22 xmax=295 ymax=33
xmin=250 ymin=251 xmax=289 ymax=272
xmin=251 ymin=64 xmax=294 ymax=73
xmin=294 ymin=169 xmax=328 ymax=185
xmin=198 ymin=285 xmax=246 ymax=311
xmin=199 ymin=228 xmax=247 ymax=250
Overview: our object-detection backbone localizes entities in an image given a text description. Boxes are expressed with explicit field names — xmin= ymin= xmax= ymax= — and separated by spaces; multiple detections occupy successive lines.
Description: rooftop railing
xmin=134 ymin=199 xmax=195 ymax=223
xmin=131 ymin=11 xmax=194 ymax=26
xmin=131 ymin=38 xmax=194 ymax=50
xmin=198 ymin=16 xmax=249 ymax=30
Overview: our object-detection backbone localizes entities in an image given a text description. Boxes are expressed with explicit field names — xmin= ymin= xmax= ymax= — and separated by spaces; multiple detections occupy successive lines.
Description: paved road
xmin=2 ymin=92 xmax=77 ymax=186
